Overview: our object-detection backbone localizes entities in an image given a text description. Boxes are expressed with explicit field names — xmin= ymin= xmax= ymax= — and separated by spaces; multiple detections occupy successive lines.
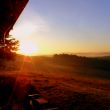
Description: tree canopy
xmin=0 ymin=35 xmax=19 ymax=59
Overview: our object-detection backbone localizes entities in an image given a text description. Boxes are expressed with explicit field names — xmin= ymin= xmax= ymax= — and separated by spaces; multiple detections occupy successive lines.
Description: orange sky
xmin=10 ymin=0 xmax=110 ymax=56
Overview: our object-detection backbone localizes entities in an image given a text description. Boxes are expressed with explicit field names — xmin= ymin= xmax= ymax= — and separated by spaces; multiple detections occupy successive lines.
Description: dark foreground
xmin=0 ymin=55 xmax=110 ymax=110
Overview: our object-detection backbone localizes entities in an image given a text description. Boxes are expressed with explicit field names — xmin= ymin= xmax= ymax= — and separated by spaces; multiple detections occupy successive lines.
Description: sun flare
xmin=18 ymin=41 xmax=39 ymax=56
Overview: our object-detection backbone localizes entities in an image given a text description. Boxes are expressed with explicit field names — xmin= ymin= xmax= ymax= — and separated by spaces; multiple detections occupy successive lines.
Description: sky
xmin=10 ymin=0 xmax=110 ymax=55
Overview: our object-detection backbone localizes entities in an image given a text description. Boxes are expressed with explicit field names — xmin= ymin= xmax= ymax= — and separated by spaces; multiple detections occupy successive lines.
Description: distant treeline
xmin=52 ymin=54 xmax=110 ymax=71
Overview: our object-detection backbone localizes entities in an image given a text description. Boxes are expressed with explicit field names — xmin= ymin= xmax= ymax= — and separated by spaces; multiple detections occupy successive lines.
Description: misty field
xmin=0 ymin=54 xmax=110 ymax=110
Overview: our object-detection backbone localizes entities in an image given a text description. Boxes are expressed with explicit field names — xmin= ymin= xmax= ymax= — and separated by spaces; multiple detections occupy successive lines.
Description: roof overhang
xmin=0 ymin=0 xmax=29 ymax=38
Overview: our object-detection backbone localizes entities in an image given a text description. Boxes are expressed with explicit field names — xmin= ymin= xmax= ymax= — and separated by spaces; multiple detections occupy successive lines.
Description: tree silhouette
xmin=0 ymin=34 xmax=19 ymax=59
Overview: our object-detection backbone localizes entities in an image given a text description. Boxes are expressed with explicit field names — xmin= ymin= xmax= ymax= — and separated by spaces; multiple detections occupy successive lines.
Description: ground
xmin=0 ymin=56 xmax=110 ymax=110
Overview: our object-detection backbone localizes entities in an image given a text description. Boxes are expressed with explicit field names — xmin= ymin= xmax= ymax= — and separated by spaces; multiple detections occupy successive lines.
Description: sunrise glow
xmin=10 ymin=0 xmax=110 ymax=55
xmin=18 ymin=41 xmax=39 ymax=56
xmin=10 ymin=15 xmax=40 ymax=56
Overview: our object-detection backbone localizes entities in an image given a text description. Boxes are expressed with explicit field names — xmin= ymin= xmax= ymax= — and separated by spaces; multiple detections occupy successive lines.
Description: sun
xmin=18 ymin=41 xmax=39 ymax=56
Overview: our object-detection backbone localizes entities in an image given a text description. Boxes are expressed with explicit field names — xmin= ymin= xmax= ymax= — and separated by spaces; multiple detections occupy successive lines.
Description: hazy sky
xmin=11 ymin=0 xmax=110 ymax=55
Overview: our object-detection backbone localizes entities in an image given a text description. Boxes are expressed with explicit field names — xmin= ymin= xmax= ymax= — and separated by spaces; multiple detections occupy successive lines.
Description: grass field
xmin=0 ymin=54 xmax=110 ymax=110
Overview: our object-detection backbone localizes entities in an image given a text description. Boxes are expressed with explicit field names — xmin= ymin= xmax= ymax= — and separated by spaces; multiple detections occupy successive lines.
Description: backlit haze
xmin=10 ymin=0 xmax=110 ymax=56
